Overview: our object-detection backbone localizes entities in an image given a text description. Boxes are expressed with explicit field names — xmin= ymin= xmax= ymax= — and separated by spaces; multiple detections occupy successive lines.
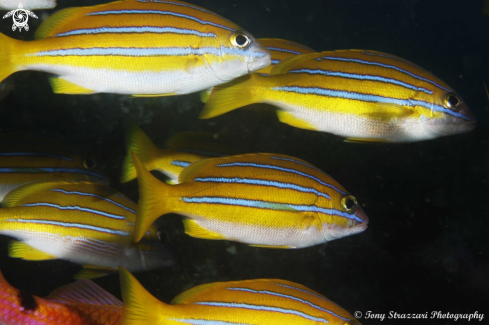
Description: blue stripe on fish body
xmin=50 ymin=189 xmax=136 ymax=214
xmin=288 ymin=68 xmax=433 ymax=94
xmin=136 ymin=0 xmax=233 ymax=23
xmin=270 ymin=156 xmax=323 ymax=173
xmin=182 ymin=197 xmax=364 ymax=223
xmin=267 ymin=47 xmax=302 ymax=55
xmin=6 ymin=218 xmax=130 ymax=236
xmin=271 ymin=86 xmax=471 ymax=121
xmin=169 ymin=319 xmax=252 ymax=325
xmin=30 ymin=47 xmax=266 ymax=58
xmin=271 ymin=59 xmax=280 ymax=65
xmin=193 ymin=301 xmax=329 ymax=323
xmin=86 ymin=10 xmax=235 ymax=32
xmin=273 ymin=283 xmax=330 ymax=302
xmin=0 ymin=167 xmax=105 ymax=179
xmin=55 ymin=26 xmax=217 ymax=38
xmin=318 ymin=56 xmax=452 ymax=92
xmin=0 ymin=152 xmax=73 ymax=161
xmin=360 ymin=51 xmax=423 ymax=69
xmin=21 ymin=203 xmax=126 ymax=220
xmin=193 ymin=177 xmax=331 ymax=199
xmin=228 ymin=287 xmax=350 ymax=321
xmin=215 ymin=162 xmax=346 ymax=195
xmin=171 ymin=160 xmax=192 ymax=167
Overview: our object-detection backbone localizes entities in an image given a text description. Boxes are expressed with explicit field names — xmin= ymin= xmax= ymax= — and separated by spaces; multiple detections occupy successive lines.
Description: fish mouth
xmin=247 ymin=54 xmax=272 ymax=73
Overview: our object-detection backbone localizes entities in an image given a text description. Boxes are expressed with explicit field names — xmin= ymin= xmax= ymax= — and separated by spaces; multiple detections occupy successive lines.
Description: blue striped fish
xmin=0 ymin=0 xmax=271 ymax=96
xmin=118 ymin=267 xmax=362 ymax=325
xmin=0 ymin=181 xmax=174 ymax=279
xmin=0 ymin=132 xmax=106 ymax=203
xmin=132 ymin=152 xmax=368 ymax=248
xmin=200 ymin=50 xmax=476 ymax=142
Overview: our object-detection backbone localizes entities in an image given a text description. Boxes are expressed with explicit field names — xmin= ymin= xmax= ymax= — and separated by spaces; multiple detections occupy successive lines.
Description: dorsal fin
xmin=34 ymin=7 xmax=85 ymax=39
xmin=46 ymin=279 xmax=122 ymax=307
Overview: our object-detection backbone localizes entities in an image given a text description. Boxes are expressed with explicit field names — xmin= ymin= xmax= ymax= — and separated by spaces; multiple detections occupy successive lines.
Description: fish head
xmin=416 ymin=89 xmax=476 ymax=139
xmin=136 ymin=226 xmax=175 ymax=270
xmin=210 ymin=30 xmax=271 ymax=82
xmin=320 ymin=194 xmax=369 ymax=241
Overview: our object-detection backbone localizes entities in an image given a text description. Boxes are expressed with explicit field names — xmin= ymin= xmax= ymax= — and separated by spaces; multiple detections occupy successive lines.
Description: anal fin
xmin=344 ymin=138 xmax=390 ymax=143
xmin=276 ymin=110 xmax=317 ymax=130
xmin=132 ymin=93 xmax=176 ymax=97
xmin=74 ymin=265 xmax=118 ymax=279
xmin=249 ymin=244 xmax=295 ymax=249
xmin=183 ymin=219 xmax=225 ymax=240
xmin=8 ymin=241 xmax=57 ymax=260
xmin=49 ymin=77 xmax=95 ymax=94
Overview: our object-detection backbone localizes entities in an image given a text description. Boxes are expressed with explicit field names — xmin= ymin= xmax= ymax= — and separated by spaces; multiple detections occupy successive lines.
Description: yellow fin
xmin=183 ymin=219 xmax=225 ymax=240
xmin=34 ymin=7 xmax=83 ymax=39
xmin=119 ymin=267 xmax=164 ymax=325
xmin=8 ymin=241 xmax=57 ymax=260
xmin=200 ymin=88 xmax=212 ymax=103
xmin=49 ymin=77 xmax=94 ymax=94
xmin=121 ymin=117 xmax=162 ymax=183
xmin=199 ymin=74 xmax=263 ymax=119
xmin=132 ymin=152 xmax=172 ymax=242
xmin=3 ymin=181 xmax=65 ymax=208
xmin=276 ymin=110 xmax=317 ymax=130
xmin=74 ymin=265 xmax=117 ymax=279
xmin=344 ymin=138 xmax=390 ymax=143
xmin=361 ymin=102 xmax=413 ymax=121
xmin=0 ymin=33 xmax=17 ymax=84
xmin=249 ymin=244 xmax=295 ymax=249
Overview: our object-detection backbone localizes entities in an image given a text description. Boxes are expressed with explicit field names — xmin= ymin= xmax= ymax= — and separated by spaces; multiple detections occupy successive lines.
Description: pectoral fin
xmin=74 ymin=265 xmax=118 ymax=279
xmin=49 ymin=77 xmax=95 ymax=94
xmin=183 ymin=219 xmax=226 ymax=240
xmin=361 ymin=103 xmax=413 ymax=121
xmin=276 ymin=110 xmax=317 ymax=130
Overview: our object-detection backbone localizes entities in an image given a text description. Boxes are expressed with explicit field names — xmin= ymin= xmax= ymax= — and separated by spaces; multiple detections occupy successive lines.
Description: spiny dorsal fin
xmin=47 ymin=278 xmax=122 ymax=307
xmin=2 ymin=181 xmax=68 ymax=208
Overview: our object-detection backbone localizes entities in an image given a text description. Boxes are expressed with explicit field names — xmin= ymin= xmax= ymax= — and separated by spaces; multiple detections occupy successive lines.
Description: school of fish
xmin=0 ymin=0 xmax=481 ymax=323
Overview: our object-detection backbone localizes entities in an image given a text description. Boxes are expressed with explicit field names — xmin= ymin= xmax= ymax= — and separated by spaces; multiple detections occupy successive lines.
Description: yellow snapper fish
xmin=121 ymin=118 xmax=249 ymax=184
xmin=131 ymin=152 xmax=368 ymax=248
xmin=118 ymin=267 xmax=362 ymax=325
xmin=0 ymin=181 xmax=174 ymax=279
xmin=0 ymin=0 xmax=271 ymax=96
xmin=200 ymin=37 xmax=315 ymax=102
xmin=0 ymin=0 xmax=56 ymax=11
xmin=200 ymin=50 xmax=476 ymax=142
xmin=0 ymin=132 xmax=106 ymax=203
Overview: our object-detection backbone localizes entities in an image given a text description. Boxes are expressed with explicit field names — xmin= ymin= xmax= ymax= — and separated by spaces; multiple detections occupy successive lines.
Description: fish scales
xmin=201 ymin=50 xmax=475 ymax=142
xmin=0 ymin=182 xmax=173 ymax=278
xmin=0 ymin=133 xmax=105 ymax=202
xmin=133 ymin=152 xmax=368 ymax=248
xmin=118 ymin=268 xmax=362 ymax=325
xmin=0 ymin=0 xmax=270 ymax=95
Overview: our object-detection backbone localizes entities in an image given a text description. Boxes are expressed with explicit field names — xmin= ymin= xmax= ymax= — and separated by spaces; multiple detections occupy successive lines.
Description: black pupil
xmin=448 ymin=96 xmax=460 ymax=108
xmin=84 ymin=158 xmax=95 ymax=169
xmin=236 ymin=35 xmax=248 ymax=46
xmin=345 ymin=199 xmax=355 ymax=210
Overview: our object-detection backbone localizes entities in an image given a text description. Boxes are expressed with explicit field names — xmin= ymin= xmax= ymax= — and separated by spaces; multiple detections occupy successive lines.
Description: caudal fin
xmin=121 ymin=118 xmax=162 ymax=183
xmin=0 ymin=33 xmax=17 ymax=84
xmin=132 ymin=152 xmax=173 ymax=242
xmin=119 ymin=267 xmax=163 ymax=325
xmin=199 ymin=74 xmax=265 ymax=119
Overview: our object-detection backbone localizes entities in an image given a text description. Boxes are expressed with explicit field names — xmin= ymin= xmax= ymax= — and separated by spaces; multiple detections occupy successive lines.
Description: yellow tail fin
xmin=132 ymin=152 xmax=172 ymax=242
xmin=119 ymin=267 xmax=164 ymax=325
xmin=121 ymin=118 xmax=162 ymax=183
xmin=0 ymin=33 xmax=17 ymax=84
xmin=199 ymin=74 xmax=266 ymax=119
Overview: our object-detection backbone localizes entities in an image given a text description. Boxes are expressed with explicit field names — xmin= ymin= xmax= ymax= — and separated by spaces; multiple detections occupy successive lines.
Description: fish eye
xmin=443 ymin=92 xmax=462 ymax=111
xmin=230 ymin=31 xmax=251 ymax=49
xmin=341 ymin=195 xmax=358 ymax=213
xmin=83 ymin=157 xmax=97 ymax=171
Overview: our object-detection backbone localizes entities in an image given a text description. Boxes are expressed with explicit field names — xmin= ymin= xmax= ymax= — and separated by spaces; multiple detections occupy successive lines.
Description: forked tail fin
xmin=0 ymin=33 xmax=17 ymax=84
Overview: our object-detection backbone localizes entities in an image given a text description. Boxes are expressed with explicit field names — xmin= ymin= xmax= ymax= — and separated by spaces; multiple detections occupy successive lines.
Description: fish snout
xmin=353 ymin=205 xmax=369 ymax=233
